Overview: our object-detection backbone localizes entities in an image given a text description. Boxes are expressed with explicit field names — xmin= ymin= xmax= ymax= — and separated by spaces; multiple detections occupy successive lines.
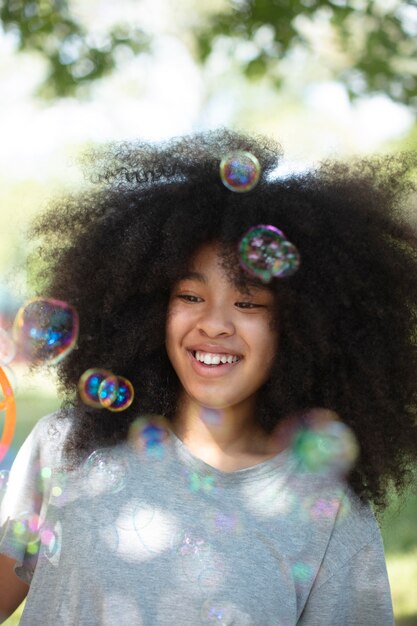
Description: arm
xmin=0 ymin=553 xmax=29 ymax=623
xmin=297 ymin=537 xmax=394 ymax=626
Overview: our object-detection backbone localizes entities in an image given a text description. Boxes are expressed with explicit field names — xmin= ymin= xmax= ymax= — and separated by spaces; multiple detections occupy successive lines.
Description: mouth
xmin=188 ymin=350 xmax=242 ymax=370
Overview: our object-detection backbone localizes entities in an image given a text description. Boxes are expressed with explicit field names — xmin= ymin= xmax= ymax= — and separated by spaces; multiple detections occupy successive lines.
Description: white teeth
xmin=194 ymin=351 xmax=240 ymax=365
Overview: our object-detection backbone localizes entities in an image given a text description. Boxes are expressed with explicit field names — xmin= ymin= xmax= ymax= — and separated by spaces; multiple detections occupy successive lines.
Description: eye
xmin=177 ymin=294 xmax=203 ymax=303
xmin=235 ymin=302 xmax=265 ymax=309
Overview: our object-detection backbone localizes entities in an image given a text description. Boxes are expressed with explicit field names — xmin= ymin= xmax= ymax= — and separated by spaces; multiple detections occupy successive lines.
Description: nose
xmin=196 ymin=303 xmax=235 ymax=337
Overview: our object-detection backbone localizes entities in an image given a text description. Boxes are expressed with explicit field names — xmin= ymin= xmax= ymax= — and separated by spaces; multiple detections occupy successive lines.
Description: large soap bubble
xmin=291 ymin=409 xmax=359 ymax=475
xmin=13 ymin=298 xmax=79 ymax=365
xmin=239 ymin=225 xmax=301 ymax=284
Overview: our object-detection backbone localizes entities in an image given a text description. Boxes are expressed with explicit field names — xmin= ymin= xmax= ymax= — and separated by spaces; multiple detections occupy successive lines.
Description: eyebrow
xmin=178 ymin=271 xmax=271 ymax=294
xmin=178 ymin=271 xmax=208 ymax=283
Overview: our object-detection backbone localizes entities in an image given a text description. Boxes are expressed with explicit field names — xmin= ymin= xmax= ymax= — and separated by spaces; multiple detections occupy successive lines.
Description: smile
xmin=193 ymin=350 xmax=240 ymax=365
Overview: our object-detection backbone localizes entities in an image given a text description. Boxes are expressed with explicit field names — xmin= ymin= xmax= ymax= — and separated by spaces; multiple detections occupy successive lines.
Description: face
xmin=165 ymin=243 xmax=278 ymax=414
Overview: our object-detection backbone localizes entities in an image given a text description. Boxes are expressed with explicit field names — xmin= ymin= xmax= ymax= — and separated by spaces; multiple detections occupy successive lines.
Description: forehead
xmin=179 ymin=243 xmax=273 ymax=294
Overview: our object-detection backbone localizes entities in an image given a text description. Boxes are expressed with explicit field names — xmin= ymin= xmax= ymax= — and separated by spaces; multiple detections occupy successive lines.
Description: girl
xmin=1 ymin=130 xmax=417 ymax=625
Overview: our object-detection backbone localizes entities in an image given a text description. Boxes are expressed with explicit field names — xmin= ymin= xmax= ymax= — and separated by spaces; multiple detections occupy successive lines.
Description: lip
xmin=187 ymin=344 xmax=243 ymax=357
xmin=187 ymin=350 xmax=241 ymax=377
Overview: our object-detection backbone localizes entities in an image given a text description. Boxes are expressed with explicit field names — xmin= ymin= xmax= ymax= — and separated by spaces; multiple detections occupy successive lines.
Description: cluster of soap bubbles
xmin=78 ymin=368 xmax=134 ymax=412
xmin=290 ymin=409 xmax=359 ymax=475
xmin=13 ymin=298 xmax=79 ymax=365
xmin=239 ymin=224 xmax=301 ymax=284
xmin=220 ymin=151 xmax=261 ymax=193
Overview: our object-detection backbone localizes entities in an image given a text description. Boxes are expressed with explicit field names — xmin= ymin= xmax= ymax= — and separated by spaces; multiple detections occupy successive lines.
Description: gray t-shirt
xmin=0 ymin=413 xmax=394 ymax=625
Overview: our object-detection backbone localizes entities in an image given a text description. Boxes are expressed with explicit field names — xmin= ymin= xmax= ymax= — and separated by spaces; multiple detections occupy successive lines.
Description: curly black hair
xmin=28 ymin=129 xmax=417 ymax=510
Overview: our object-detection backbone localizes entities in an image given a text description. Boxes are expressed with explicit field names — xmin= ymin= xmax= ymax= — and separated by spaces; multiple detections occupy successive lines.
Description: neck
xmin=171 ymin=393 xmax=279 ymax=457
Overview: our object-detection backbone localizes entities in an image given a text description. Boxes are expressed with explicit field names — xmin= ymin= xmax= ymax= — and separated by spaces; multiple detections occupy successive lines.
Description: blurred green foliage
xmin=0 ymin=0 xmax=150 ymax=98
xmin=195 ymin=0 xmax=417 ymax=107
xmin=1 ymin=0 xmax=417 ymax=106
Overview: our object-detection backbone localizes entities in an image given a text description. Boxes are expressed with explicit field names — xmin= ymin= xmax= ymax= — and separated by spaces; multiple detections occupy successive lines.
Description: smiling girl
xmin=1 ymin=130 xmax=417 ymax=625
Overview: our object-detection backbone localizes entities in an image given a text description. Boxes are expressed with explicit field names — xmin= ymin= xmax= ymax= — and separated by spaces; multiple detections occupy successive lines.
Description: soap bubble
xmin=128 ymin=415 xmax=170 ymax=459
xmin=13 ymin=298 xmax=79 ymax=365
xmin=291 ymin=409 xmax=359 ymax=474
xmin=0 ymin=328 xmax=16 ymax=365
xmin=79 ymin=369 xmax=134 ymax=411
xmin=83 ymin=449 xmax=129 ymax=495
xmin=220 ymin=151 xmax=261 ymax=192
xmin=78 ymin=368 xmax=114 ymax=408
xmin=239 ymin=225 xmax=301 ymax=284
xmin=98 ymin=375 xmax=119 ymax=408
xmin=107 ymin=376 xmax=134 ymax=412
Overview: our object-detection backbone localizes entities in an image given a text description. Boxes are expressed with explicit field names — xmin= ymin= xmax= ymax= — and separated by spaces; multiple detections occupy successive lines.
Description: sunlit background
xmin=1 ymin=1 xmax=417 ymax=624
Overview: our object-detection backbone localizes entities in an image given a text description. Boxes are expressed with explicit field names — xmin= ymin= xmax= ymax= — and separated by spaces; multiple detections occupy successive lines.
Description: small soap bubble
xmin=78 ymin=368 xmax=114 ymax=408
xmin=107 ymin=376 xmax=134 ymax=412
xmin=220 ymin=151 xmax=261 ymax=192
xmin=98 ymin=375 xmax=119 ymax=408
xmin=84 ymin=449 xmax=128 ymax=495
xmin=239 ymin=225 xmax=301 ymax=284
xmin=0 ymin=328 xmax=16 ymax=365
xmin=13 ymin=298 xmax=79 ymax=365
xmin=128 ymin=415 xmax=170 ymax=459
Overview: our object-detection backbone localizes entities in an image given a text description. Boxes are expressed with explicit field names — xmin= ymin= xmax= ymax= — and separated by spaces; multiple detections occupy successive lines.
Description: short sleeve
xmin=297 ymin=533 xmax=394 ymax=626
xmin=0 ymin=413 xmax=69 ymax=584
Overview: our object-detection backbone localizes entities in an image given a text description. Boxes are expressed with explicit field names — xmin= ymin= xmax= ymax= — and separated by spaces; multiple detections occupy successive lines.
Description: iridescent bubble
xmin=98 ymin=375 xmax=119 ymax=408
xmin=84 ymin=448 xmax=129 ymax=495
xmin=128 ymin=415 xmax=170 ymax=459
xmin=107 ymin=376 xmax=134 ymax=412
xmin=239 ymin=224 xmax=301 ymax=284
xmin=219 ymin=151 xmax=261 ymax=192
xmin=291 ymin=411 xmax=359 ymax=474
xmin=0 ymin=328 xmax=16 ymax=365
xmin=78 ymin=368 xmax=114 ymax=409
xmin=13 ymin=298 xmax=79 ymax=365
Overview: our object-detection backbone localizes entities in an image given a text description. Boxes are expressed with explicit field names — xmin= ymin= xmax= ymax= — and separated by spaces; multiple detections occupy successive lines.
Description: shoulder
xmin=17 ymin=409 xmax=75 ymax=469
xmin=313 ymin=485 xmax=385 ymax=586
